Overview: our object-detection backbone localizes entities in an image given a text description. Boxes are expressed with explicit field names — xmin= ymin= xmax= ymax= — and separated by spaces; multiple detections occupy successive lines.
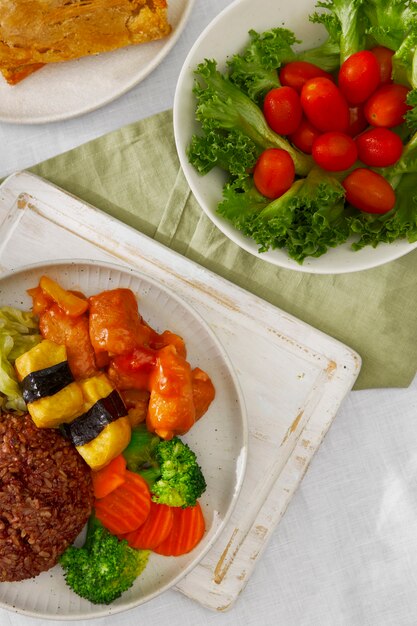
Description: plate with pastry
xmin=0 ymin=0 xmax=194 ymax=124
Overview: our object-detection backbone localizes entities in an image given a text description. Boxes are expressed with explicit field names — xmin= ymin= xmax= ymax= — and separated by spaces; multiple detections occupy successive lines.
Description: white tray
xmin=0 ymin=172 xmax=361 ymax=612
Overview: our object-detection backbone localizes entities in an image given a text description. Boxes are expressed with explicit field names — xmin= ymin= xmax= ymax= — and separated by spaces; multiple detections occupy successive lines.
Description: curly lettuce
xmin=218 ymin=169 xmax=350 ymax=263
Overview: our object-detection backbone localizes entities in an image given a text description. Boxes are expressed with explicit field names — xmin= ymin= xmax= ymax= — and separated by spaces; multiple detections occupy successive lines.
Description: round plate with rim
xmin=0 ymin=259 xmax=248 ymax=620
xmin=173 ymin=0 xmax=417 ymax=274
xmin=0 ymin=0 xmax=194 ymax=125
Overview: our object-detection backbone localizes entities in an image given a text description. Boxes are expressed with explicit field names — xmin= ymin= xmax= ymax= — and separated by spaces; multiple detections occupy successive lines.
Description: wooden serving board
xmin=0 ymin=172 xmax=361 ymax=612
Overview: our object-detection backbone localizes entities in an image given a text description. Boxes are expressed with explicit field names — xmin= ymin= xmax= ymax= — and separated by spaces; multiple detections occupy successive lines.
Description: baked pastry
xmin=1 ymin=64 xmax=45 ymax=85
xmin=0 ymin=0 xmax=171 ymax=85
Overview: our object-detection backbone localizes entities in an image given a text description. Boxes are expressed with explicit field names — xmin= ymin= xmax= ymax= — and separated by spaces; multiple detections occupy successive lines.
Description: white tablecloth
xmin=1 ymin=2 xmax=417 ymax=625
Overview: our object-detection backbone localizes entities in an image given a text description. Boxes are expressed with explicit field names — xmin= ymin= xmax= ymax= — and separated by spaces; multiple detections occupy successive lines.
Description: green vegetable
xmin=190 ymin=59 xmax=313 ymax=177
xmin=0 ymin=307 xmax=41 ymax=412
xmin=123 ymin=424 xmax=207 ymax=508
xmin=405 ymin=89 xmax=417 ymax=131
xmin=218 ymin=168 xmax=351 ymax=263
xmin=307 ymin=0 xmax=366 ymax=66
xmin=227 ymin=28 xmax=298 ymax=104
xmin=365 ymin=0 xmax=417 ymax=65
xmin=349 ymin=175 xmax=417 ymax=250
xmin=188 ymin=127 xmax=260 ymax=178
xmin=60 ymin=516 xmax=149 ymax=605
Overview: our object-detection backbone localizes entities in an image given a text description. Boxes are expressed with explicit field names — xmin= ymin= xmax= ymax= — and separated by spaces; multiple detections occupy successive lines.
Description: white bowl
xmin=173 ymin=0 xmax=417 ymax=274
xmin=0 ymin=259 xmax=247 ymax=620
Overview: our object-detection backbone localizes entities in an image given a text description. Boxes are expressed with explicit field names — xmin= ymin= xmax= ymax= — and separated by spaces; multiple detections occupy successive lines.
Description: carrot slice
xmin=122 ymin=502 xmax=174 ymax=550
xmin=39 ymin=275 xmax=88 ymax=317
xmin=153 ymin=502 xmax=205 ymax=556
xmin=92 ymin=454 xmax=127 ymax=499
xmin=94 ymin=470 xmax=151 ymax=534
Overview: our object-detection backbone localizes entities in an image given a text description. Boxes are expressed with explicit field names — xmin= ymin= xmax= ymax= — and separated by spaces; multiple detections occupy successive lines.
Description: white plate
xmin=173 ymin=0 xmax=417 ymax=274
xmin=0 ymin=259 xmax=247 ymax=620
xmin=0 ymin=0 xmax=194 ymax=124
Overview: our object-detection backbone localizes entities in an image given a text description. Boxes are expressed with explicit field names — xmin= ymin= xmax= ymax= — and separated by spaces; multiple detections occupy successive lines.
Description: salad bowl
xmin=173 ymin=0 xmax=417 ymax=274
xmin=0 ymin=259 xmax=247 ymax=619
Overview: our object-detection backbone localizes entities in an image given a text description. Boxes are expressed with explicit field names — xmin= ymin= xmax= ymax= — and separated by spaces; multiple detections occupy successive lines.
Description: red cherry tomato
xmin=312 ymin=132 xmax=358 ymax=172
xmin=300 ymin=77 xmax=350 ymax=132
xmin=253 ymin=148 xmax=295 ymax=199
xmin=364 ymin=83 xmax=411 ymax=127
xmin=370 ymin=46 xmax=394 ymax=84
xmin=279 ymin=61 xmax=333 ymax=93
xmin=342 ymin=168 xmax=396 ymax=214
xmin=338 ymin=50 xmax=380 ymax=105
xmin=289 ymin=117 xmax=322 ymax=154
xmin=347 ymin=105 xmax=368 ymax=137
xmin=263 ymin=86 xmax=302 ymax=135
xmin=356 ymin=127 xmax=403 ymax=167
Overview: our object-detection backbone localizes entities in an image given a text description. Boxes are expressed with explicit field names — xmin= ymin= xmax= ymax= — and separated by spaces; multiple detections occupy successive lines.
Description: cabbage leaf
xmin=0 ymin=307 xmax=41 ymax=412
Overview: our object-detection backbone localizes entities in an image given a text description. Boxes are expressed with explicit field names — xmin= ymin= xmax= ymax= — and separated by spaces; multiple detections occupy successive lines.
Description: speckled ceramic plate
xmin=0 ymin=259 xmax=247 ymax=619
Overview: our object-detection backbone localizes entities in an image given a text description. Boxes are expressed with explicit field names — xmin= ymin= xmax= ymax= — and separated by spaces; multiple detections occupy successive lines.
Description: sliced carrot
xmin=39 ymin=275 xmax=89 ymax=317
xmin=153 ymin=502 xmax=205 ymax=556
xmin=92 ymin=454 xmax=127 ymax=499
xmin=94 ymin=470 xmax=151 ymax=534
xmin=122 ymin=502 xmax=174 ymax=550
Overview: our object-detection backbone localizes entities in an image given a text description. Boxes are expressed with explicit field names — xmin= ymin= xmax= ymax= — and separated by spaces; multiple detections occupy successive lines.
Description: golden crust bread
xmin=0 ymin=0 xmax=171 ymax=81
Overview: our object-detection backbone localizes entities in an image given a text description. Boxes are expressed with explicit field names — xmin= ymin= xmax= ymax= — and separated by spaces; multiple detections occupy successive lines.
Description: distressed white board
xmin=0 ymin=172 xmax=361 ymax=612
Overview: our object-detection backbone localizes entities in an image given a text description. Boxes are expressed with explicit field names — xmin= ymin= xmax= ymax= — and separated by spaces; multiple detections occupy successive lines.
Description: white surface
xmin=0 ymin=258 xmax=247 ymax=619
xmin=0 ymin=0 xmax=194 ymax=124
xmin=0 ymin=2 xmax=416 ymax=625
xmin=0 ymin=172 xmax=359 ymax=615
xmin=173 ymin=0 xmax=417 ymax=274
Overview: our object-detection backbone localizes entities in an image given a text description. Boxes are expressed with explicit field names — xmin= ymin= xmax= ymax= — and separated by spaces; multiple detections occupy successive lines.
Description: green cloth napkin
xmin=29 ymin=109 xmax=417 ymax=391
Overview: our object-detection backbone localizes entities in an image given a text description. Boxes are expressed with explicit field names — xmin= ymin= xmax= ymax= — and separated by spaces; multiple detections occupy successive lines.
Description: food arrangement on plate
xmin=176 ymin=0 xmax=417 ymax=270
xmin=0 ymin=0 xmax=171 ymax=85
xmin=0 ymin=273 xmax=216 ymax=605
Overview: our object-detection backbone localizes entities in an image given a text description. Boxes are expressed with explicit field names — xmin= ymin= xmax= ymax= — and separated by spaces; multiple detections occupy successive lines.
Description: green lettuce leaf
xmin=227 ymin=28 xmax=298 ymax=104
xmin=0 ymin=307 xmax=41 ymax=412
xmin=218 ymin=168 xmax=350 ymax=264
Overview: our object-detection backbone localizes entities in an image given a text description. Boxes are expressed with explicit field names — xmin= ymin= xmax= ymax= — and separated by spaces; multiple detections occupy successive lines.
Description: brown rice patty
xmin=0 ymin=412 xmax=94 ymax=582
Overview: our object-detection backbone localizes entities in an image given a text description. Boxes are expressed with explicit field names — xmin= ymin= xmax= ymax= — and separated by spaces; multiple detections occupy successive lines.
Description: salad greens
xmin=190 ymin=59 xmax=313 ymax=177
xmin=188 ymin=0 xmax=417 ymax=263
xmin=0 ymin=307 xmax=41 ymax=411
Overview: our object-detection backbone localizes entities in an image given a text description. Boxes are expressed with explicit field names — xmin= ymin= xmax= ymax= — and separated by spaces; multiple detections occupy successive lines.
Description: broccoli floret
xmin=123 ymin=425 xmax=207 ymax=508
xmin=60 ymin=516 xmax=149 ymax=605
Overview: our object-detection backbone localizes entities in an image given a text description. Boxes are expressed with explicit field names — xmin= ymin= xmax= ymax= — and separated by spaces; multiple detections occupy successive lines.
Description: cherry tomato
xmin=253 ymin=148 xmax=295 ymax=199
xmin=338 ymin=50 xmax=380 ymax=105
xmin=263 ymin=86 xmax=302 ymax=135
xmin=356 ymin=127 xmax=403 ymax=167
xmin=347 ymin=105 xmax=368 ymax=137
xmin=364 ymin=83 xmax=411 ymax=127
xmin=342 ymin=168 xmax=396 ymax=214
xmin=289 ymin=117 xmax=322 ymax=154
xmin=370 ymin=46 xmax=394 ymax=84
xmin=279 ymin=61 xmax=333 ymax=93
xmin=312 ymin=132 xmax=358 ymax=172
xmin=300 ymin=77 xmax=350 ymax=132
